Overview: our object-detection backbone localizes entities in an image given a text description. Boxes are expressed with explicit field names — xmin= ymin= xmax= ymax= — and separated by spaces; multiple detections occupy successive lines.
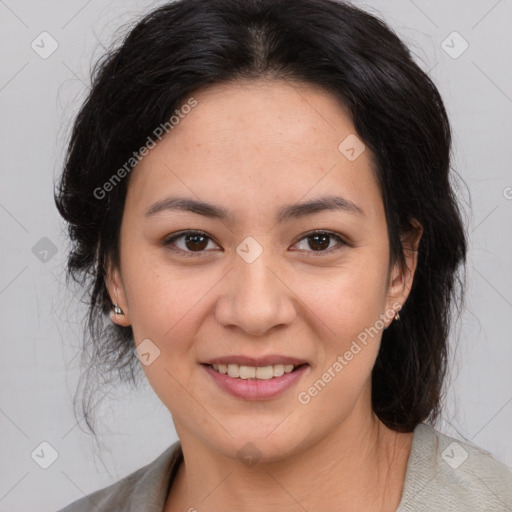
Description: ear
xmin=105 ymin=261 xmax=131 ymax=327
xmin=385 ymin=219 xmax=423 ymax=322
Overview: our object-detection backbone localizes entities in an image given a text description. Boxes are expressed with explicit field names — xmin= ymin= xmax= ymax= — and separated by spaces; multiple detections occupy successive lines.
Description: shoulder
xmin=398 ymin=423 xmax=512 ymax=512
xmin=55 ymin=441 xmax=182 ymax=512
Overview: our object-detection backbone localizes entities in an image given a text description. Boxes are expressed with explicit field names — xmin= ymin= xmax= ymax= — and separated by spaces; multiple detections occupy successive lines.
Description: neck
xmin=165 ymin=403 xmax=413 ymax=512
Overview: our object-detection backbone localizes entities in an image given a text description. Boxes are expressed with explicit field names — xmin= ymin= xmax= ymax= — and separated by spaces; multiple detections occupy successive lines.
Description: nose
xmin=214 ymin=251 xmax=297 ymax=337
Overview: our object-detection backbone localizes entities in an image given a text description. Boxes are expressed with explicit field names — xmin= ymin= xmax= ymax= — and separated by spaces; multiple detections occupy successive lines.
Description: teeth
xmin=239 ymin=365 xmax=256 ymax=379
xmin=227 ymin=364 xmax=239 ymax=378
xmin=273 ymin=364 xmax=284 ymax=377
xmin=255 ymin=366 xmax=273 ymax=379
xmin=211 ymin=363 xmax=299 ymax=379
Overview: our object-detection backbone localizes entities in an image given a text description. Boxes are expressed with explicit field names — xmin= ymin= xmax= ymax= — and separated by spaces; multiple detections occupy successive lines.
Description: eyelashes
xmin=163 ymin=230 xmax=217 ymax=257
xmin=162 ymin=229 xmax=349 ymax=258
xmin=290 ymin=230 xmax=348 ymax=255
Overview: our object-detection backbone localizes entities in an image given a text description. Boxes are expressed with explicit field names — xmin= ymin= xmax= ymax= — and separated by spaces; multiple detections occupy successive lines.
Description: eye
xmin=291 ymin=230 xmax=347 ymax=256
xmin=163 ymin=230 xmax=220 ymax=257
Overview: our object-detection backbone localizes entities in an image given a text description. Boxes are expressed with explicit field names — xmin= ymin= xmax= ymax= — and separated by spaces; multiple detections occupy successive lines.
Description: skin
xmin=107 ymin=79 xmax=423 ymax=511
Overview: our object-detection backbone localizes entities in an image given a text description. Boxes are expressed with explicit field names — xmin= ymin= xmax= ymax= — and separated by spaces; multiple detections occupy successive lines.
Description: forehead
xmin=171 ymin=79 xmax=357 ymax=158
xmin=126 ymin=79 xmax=383 ymax=223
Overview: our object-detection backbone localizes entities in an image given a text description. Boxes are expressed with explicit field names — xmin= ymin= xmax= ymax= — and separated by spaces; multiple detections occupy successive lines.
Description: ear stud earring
xmin=112 ymin=304 xmax=124 ymax=315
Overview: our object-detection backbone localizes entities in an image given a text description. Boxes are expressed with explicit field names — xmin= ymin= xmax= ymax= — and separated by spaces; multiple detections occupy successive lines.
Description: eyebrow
xmin=145 ymin=195 xmax=365 ymax=222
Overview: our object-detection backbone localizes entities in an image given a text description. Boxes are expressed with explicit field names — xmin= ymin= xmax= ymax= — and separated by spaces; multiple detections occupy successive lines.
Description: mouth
xmin=201 ymin=358 xmax=309 ymax=400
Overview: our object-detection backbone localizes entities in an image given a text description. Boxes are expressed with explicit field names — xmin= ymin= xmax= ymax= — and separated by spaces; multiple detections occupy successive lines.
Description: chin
xmin=198 ymin=422 xmax=313 ymax=465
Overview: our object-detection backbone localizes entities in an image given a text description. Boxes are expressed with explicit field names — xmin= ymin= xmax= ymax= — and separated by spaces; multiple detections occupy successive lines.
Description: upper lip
xmin=202 ymin=355 xmax=308 ymax=367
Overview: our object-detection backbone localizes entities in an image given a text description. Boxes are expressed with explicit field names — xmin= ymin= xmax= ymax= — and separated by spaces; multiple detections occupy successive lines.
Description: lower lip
xmin=202 ymin=364 xmax=309 ymax=400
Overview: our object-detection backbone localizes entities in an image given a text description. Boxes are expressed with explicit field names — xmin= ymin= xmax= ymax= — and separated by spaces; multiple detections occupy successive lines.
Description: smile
xmin=202 ymin=362 xmax=309 ymax=400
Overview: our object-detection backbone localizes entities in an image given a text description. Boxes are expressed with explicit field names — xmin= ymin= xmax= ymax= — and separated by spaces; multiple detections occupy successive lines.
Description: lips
xmin=201 ymin=355 xmax=309 ymax=400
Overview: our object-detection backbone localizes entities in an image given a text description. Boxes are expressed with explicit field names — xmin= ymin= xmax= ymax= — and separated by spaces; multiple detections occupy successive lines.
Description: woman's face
xmin=108 ymin=80 xmax=419 ymax=461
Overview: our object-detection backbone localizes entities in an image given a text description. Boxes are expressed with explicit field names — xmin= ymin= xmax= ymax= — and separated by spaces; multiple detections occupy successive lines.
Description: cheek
xmin=296 ymin=252 xmax=389 ymax=335
xmin=118 ymin=228 xmax=204 ymax=334
xmin=120 ymin=252 xmax=228 ymax=414
xmin=292 ymin=251 xmax=389 ymax=389
xmin=292 ymin=268 xmax=387 ymax=423
xmin=122 ymin=259 xmax=211 ymax=416
xmin=124 ymin=262 xmax=208 ymax=345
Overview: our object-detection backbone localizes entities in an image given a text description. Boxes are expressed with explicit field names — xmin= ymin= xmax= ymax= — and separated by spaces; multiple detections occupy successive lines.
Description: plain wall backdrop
xmin=0 ymin=0 xmax=511 ymax=510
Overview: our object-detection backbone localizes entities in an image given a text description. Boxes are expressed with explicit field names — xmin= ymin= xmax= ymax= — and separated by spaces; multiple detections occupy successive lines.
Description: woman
xmin=55 ymin=0 xmax=512 ymax=510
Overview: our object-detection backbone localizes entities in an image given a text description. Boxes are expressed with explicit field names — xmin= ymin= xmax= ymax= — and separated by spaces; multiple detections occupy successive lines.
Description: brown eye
xmin=182 ymin=233 xmax=209 ymax=251
xmin=164 ymin=230 xmax=219 ymax=256
xmin=307 ymin=233 xmax=331 ymax=251
xmin=293 ymin=231 xmax=347 ymax=255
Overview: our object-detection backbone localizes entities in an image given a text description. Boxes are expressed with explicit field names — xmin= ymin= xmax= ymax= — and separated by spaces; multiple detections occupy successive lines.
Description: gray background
xmin=1 ymin=1 xmax=511 ymax=510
